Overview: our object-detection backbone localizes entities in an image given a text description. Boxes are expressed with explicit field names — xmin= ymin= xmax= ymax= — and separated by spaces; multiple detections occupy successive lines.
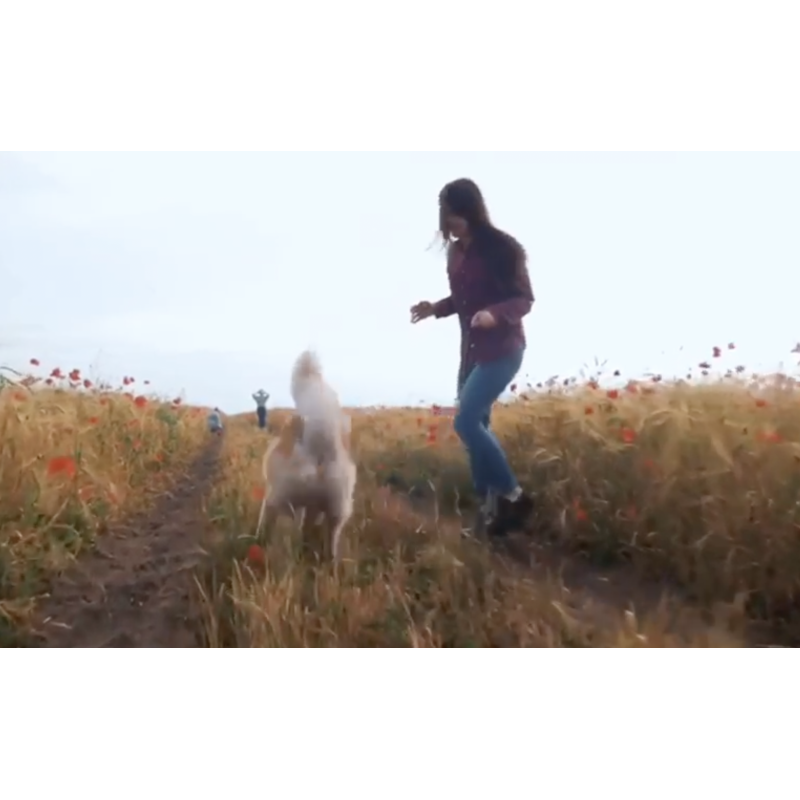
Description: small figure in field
xmin=208 ymin=407 xmax=224 ymax=435
xmin=411 ymin=178 xmax=536 ymax=539
xmin=253 ymin=389 xmax=270 ymax=430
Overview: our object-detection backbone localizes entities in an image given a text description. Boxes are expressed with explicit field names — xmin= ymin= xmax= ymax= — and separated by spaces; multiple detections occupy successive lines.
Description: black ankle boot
xmin=491 ymin=491 xmax=535 ymax=537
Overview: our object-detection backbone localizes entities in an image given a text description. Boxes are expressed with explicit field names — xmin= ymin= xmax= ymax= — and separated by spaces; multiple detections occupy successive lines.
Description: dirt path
xmin=32 ymin=435 xmax=223 ymax=648
xmin=400 ymin=490 xmax=757 ymax=645
xmin=513 ymin=534 xmax=773 ymax=645
xmin=493 ymin=534 xmax=711 ymax=640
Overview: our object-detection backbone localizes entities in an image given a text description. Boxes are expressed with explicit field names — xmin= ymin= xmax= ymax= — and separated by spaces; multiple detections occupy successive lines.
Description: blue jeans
xmin=455 ymin=348 xmax=524 ymax=499
xmin=257 ymin=407 xmax=267 ymax=429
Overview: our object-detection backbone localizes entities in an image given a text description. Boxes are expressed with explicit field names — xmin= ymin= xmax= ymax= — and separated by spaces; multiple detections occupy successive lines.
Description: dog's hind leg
xmin=256 ymin=494 xmax=269 ymax=539
xmin=256 ymin=496 xmax=279 ymax=543
xmin=300 ymin=508 xmax=321 ymax=558
xmin=328 ymin=515 xmax=349 ymax=564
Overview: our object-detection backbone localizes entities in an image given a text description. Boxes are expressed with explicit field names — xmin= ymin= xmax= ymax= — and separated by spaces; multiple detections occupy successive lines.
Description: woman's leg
xmin=455 ymin=349 xmax=524 ymax=498
xmin=456 ymin=387 xmax=498 ymax=506
xmin=456 ymin=350 xmax=534 ymax=536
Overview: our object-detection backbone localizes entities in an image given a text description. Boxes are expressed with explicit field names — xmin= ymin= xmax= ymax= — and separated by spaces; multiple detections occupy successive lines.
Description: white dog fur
xmin=255 ymin=350 xmax=357 ymax=562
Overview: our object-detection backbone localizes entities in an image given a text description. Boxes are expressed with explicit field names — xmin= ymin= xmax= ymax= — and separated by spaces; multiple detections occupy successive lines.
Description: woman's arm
xmin=486 ymin=239 xmax=535 ymax=325
xmin=433 ymin=242 xmax=461 ymax=319
xmin=433 ymin=296 xmax=457 ymax=318
xmin=486 ymin=295 xmax=533 ymax=326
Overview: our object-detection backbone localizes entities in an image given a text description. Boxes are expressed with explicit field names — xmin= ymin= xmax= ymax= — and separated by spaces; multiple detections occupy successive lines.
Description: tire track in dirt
xmin=32 ymin=435 xmax=224 ymax=648
xmin=492 ymin=534 xmax=718 ymax=644
xmin=398 ymin=489 xmax=756 ymax=646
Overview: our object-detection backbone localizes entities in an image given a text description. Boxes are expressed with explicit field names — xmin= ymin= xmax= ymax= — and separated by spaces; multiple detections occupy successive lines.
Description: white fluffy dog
xmin=255 ymin=351 xmax=357 ymax=562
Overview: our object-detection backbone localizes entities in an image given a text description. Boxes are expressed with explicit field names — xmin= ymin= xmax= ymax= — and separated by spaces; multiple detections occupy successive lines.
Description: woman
xmin=252 ymin=389 xmax=270 ymax=430
xmin=411 ymin=178 xmax=535 ymax=538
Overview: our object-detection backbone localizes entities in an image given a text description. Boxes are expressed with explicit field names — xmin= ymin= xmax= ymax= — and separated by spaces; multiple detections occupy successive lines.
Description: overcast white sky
xmin=2 ymin=152 xmax=799 ymax=411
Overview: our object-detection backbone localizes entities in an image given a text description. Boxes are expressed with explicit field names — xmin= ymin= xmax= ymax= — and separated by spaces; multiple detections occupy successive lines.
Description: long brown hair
xmin=439 ymin=178 xmax=530 ymax=298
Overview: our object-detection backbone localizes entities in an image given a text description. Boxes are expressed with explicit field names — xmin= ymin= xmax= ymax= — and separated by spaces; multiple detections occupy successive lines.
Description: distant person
xmin=410 ymin=178 xmax=535 ymax=539
xmin=208 ymin=407 xmax=223 ymax=435
xmin=253 ymin=389 xmax=270 ymax=430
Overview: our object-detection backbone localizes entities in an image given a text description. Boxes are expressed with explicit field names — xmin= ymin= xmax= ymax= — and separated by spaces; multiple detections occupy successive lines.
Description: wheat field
xmin=2 ymin=350 xmax=800 ymax=647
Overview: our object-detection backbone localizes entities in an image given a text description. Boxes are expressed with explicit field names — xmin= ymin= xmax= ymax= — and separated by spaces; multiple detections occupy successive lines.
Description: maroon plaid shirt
xmin=433 ymin=240 xmax=534 ymax=389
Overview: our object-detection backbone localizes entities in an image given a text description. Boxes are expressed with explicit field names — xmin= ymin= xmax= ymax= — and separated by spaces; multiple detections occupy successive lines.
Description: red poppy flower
xmin=510 ymin=383 xmax=518 ymax=394
xmin=172 ymin=398 xmax=182 ymax=406
xmin=573 ymin=500 xmax=588 ymax=522
xmin=30 ymin=358 xmax=40 ymax=366
xmin=757 ymin=431 xmax=781 ymax=444
xmin=134 ymin=395 xmax=148 ymax=409
xmin=728 ymin=343 xmax=736 ymax=351
xmin=699 ymin=362 xmax=711 ymax=370
xmin=606 ymin=390 xmax=619 ymax=401
xmin=88 ymin=416 xmax=99 ymax=425
xmin=584 ymin=406 xmax=595 ymax=416
xmin=83 ymin=379 xmax=92 ymax=389
xmin=247 ymin=544 xmax=266 ymax=567
xmin=45 ymin=378 xmax=54 ymax=386
xmin=69 ymin=369 xmax=80 ymax=381
xmin=755 ymin=399 xmax=768 ymax=408
xmin=621 ymin=427 xmax=637 ymax=444
xmin=252 ymin=486 xmax=265 ymax=501
xmin=47 ymin=455 xmax=77 ymax=479
xmin=50 ymin=368 xmax=63 ymax=379
xmin=713 ymin=347 xmax=722 ymax=359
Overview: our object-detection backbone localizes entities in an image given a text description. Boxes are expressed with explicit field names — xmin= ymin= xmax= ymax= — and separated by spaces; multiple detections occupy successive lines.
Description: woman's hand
xmin=411 ymin=301 xmax=435 ymax=324
xmin=470 ymin=310 xmax=497 ymax=330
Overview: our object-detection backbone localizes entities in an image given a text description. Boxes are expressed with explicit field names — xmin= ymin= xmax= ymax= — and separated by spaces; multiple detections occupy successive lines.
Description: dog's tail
xmin=291 ymin=350 xmax=324 ymax=402
xmin=290 ymin=350 xmax=344 ymax=467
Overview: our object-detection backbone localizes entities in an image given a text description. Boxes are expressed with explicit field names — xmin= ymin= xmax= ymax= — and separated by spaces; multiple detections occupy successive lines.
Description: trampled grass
xmin=4 ymin=349 xmax=800 ymax=647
